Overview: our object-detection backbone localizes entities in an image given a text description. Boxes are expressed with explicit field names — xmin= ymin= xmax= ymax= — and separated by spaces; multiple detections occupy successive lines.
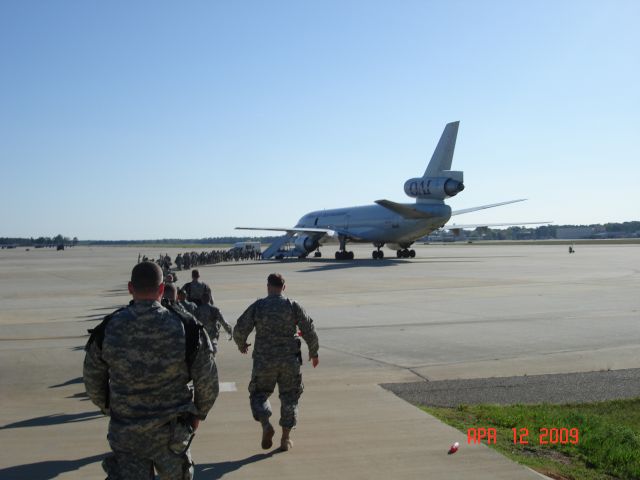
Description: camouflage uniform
xmin=233 ymin=294 xmax=319 ymax=429
xmin=83 ymin=300 xmax=219 ymax=480
xmin=196 ymin=303 xmax=232 ymax=354
xmin=183 ymin=279 xmax=212 ymax=306
xmin=179 ymin=299 xmax=198 ymax=317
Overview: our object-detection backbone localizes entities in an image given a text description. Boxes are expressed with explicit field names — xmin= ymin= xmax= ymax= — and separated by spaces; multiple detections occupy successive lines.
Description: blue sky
xmin=1 ymin=1 xmax=638 ymax=240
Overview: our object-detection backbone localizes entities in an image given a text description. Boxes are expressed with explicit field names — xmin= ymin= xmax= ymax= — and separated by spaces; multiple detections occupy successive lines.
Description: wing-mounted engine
xmin=294 ymin=234 xmax=319 ymax=254
xmin=404 ymin=171 xmax=464 ymax=200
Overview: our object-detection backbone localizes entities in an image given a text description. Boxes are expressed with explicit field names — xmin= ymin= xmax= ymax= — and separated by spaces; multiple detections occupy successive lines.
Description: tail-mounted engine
xmin=404 ymin=172 xmax=464 ymax=200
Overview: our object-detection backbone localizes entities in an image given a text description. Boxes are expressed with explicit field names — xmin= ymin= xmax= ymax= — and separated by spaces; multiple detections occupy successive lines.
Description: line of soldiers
xmin=138 ymin=249 xmax=263 ymax=273
xmin=83 ymin=262 xmax=319 ymax=480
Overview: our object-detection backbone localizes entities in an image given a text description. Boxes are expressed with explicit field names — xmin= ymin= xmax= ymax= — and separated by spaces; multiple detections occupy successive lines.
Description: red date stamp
xmin=467 ymin=427 xmax=579 ymax=445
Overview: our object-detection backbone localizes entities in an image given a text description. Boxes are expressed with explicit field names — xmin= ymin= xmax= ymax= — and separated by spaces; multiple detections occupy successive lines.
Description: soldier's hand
xmin=239 ymin=343 xmax=251 ymax=354
xmin=310 ymin=356 xmax=319 ymax=368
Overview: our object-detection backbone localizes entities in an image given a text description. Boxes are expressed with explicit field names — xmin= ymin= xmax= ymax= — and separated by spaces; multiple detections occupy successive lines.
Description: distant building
xmin=556 ymin=227 xmax=594 ymax=239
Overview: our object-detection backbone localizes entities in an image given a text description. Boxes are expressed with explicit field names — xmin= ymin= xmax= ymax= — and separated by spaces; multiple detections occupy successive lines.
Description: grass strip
xmin=422 ymin=398 xmax=640 ymax=480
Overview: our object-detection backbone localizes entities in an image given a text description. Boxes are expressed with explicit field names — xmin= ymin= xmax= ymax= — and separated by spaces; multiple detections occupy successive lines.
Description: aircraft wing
xmin=374 ymin=199 xmax=437 ymax=219
xmin=451 ymin=199 xmax=527 ymax=216
xmin=236 ymin=226 xmax=366 ymax=242
xmin=236 ymin=226 xmax=337 ymax=235
xmin=444 ymin=221 xmax=552 ymax=230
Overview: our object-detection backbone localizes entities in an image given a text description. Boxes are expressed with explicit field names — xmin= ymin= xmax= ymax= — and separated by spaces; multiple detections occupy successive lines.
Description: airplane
xmin=237 ymin=121 xmax=548 ymax=260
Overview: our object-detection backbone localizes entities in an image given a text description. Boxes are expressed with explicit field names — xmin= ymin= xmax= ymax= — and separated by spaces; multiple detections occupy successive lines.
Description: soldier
xmin=175 ymin=253 xmax=183 ymax=271
xmin=233 ymin=273 xmax=319 ymax=452
xmin=182 ymin=269 xmax=212 ymax=306
xmin=178 ymin=289 xmax=198 ymax=316
xmin=196 ymin=292 xmax=232 ymax=356
xmin=83 ymin=261 xmax=218 ymax=480
xmin=161 ymin=283 xmax=184 ymax=312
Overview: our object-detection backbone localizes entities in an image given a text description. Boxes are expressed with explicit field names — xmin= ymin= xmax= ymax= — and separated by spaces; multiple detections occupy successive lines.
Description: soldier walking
xmin=83 ymin=261 xmax=219 ymax=479
xmin=182 ymin=269 xmax=212 ymax=306
xmin=196 ymin=292 xmax=232 ymax=356
xmin=233 ymin=273 xmax=319 ymax=451
xmin=177 ymin=289 xmax=199 ymax=316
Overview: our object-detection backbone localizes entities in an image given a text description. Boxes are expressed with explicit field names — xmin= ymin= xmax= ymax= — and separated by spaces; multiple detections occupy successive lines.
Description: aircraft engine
xmin=294 ymin=235 xmax=319 ymax=253
xmin=404 ymin=176 xmax=464 ymax=200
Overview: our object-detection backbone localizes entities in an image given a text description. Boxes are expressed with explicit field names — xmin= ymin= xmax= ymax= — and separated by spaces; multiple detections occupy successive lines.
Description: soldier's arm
xmin=215 ymin=308 xmax=233 ymax=336
xmin=83 ymin=342 xmax=110 ymax=413
xmin=233 ymin=302 xmax=257 ymax=351
xmin=190 ymin=329 xmax=219 ymax=419
xmin=293 ymin=302 xmax=319 ymax=359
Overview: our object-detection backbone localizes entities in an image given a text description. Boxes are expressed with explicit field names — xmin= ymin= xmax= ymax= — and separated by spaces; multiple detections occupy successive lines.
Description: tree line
xmin=1 ymin=222 xmax=639 ymax=246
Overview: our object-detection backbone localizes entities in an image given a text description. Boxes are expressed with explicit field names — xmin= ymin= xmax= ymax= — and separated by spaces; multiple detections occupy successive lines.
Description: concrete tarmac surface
xmin=1 ymin=243 xmax=638 ymax=479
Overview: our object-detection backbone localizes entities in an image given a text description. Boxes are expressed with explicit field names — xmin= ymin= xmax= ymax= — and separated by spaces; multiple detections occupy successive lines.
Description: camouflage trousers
xmin=104 ymin=420 xmax=194 ymax=480
xmin=249 ymin=356 xmax=304 ymax=429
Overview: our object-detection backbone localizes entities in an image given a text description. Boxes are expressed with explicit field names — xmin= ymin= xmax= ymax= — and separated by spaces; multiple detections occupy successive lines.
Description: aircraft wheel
xmin=314 ymin=251 xmax=321 ymax=257
xmin=348 ymin=251 xmax=354 ymax=260
xmin=379 ymin=250 xmax=384 ymax=259
xmin=335 ymin=251 xmax=341 ymax=260
xmin=409 ymin=249 xmax=416 ymax=258
xmin=372 ymin=251 xmax=378 ymax=259
xmin=397 ymin=250 xmax=402 ymax=258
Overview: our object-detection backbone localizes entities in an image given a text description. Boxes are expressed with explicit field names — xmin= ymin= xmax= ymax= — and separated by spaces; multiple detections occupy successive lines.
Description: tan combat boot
xmin=261 ymin=421 xmax=275 ymax=450
xmin=280 ymin=427 xmax=293 ymax=451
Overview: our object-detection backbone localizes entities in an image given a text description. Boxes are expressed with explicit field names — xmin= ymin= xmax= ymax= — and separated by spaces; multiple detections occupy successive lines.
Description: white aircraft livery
xmin=238 ymin=121 xmax=543 ymax=260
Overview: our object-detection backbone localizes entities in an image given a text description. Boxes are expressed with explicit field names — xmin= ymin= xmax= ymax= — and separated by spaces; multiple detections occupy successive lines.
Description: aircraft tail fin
xmin=405 ymin=121 xmax=463 ymax=203
xmin=424 ymin=121 xmax=459 ymax=176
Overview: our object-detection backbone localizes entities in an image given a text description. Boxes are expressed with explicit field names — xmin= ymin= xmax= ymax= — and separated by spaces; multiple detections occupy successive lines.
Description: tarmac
xmin=1 ymin=242 xmax=639 ymax=479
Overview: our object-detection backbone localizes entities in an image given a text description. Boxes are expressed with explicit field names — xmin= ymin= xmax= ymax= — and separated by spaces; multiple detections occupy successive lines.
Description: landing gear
xmin=335 ymin=236 xmax=354 ymax=260
xmin=396 ymin=249 xmax=416 ymax=258
xmin=335 ymin=250 xmax=354 ymax=260
xmin=372 ymin=244 xmax=385 ymax=260
xmin=314 ymin=250 xmax=322 ymax=258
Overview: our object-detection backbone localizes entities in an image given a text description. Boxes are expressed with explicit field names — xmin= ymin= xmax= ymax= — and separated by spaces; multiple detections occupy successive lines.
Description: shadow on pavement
xmin=0 ymin=453 xmax=106 ymax=480
xmin=76 ymin=313 xmax=107 ymax=320
xmin=298 ymin=258 xmax=408 ymax=272
xmin=50 ymin=376 xmax=83 ymax=388
xmin=66 ymin=392 xmax=90 ymax=400
xmin=0 ymin=411 xmax=103 ymax=430
xmin=196 ymin=451 xmax=277 ymax=479
xmin=90 ymin=305 xmax=124 ymax=311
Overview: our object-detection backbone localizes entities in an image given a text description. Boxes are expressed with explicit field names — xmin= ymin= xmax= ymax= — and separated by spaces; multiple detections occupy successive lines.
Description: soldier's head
xmin=178 ymin=289 xmax=187 ymax=301
xmin=162 ymin=282 xmax=178 ymax=303
xmin=165 ymin=273 xmax=174 ymax=283
xmin=192 ymin=269 xmax=200 ymax=280
xmin=128 ymin=261 xmax=164 ymax=300
xmin=267 ymin=273 xmax=285 ymax=295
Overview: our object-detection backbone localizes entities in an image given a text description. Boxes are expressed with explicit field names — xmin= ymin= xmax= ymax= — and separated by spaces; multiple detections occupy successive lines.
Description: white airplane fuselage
xmin=296 ymin=203 xmax=451 ymax=247
xmin=237 ymin=121 xmax=535 ymax=260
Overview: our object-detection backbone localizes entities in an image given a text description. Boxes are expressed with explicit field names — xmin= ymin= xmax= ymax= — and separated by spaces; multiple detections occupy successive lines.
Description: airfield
xmin=1 ymin=243 xmax=639 ymax=479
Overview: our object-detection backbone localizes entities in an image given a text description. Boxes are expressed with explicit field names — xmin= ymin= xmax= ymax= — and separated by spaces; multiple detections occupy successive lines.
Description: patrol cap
xmin=267 ymin=273 xmax=285 ymax=288
xmin=131 ymin=261 xmax=163 ymax=293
